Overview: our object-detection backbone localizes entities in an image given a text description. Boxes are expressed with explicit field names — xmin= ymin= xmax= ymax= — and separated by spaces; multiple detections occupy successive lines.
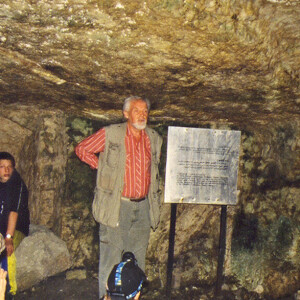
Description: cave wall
xmin=2 ymin=105 xmax=298 ymax=298
xmin=231 ymin=121 xmax=300 ymax=297
xmin=0 ymin=103 xmax=299 ymax=298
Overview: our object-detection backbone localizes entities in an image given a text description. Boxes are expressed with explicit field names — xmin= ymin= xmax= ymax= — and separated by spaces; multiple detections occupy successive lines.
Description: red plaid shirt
xmin=75 ymin=125 xmax=151 ymax=198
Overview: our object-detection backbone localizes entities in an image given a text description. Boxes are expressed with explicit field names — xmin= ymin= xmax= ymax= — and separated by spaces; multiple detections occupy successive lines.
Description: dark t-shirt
xmin=0 ymin=170 xmax=30 ymax=237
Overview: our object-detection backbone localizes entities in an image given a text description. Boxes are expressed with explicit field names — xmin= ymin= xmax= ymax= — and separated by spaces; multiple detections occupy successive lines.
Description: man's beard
xmin=132 ymin=121 xmax=147 ymax=130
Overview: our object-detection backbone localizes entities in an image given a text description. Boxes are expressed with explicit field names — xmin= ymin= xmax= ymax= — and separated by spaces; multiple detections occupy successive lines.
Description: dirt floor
xmin=14 ymin=272 xmax=99 ymax=300
xmin=13 ymin=270 xmax=297 ymax=300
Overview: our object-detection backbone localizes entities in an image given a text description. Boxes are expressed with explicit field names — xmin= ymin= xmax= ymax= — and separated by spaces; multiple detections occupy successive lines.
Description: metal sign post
xmin=215 ymin=205 xmax=228 ymax=297
xmin=166 ymin=203 xmax=177 ymax=298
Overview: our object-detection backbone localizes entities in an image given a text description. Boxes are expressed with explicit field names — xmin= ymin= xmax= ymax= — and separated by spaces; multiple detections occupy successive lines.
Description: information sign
xmin=164 ymin=126 xmax=241 ymax=205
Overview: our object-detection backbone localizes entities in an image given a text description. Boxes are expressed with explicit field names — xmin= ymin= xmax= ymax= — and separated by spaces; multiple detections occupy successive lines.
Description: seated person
xmin=105 ymin=252 xmax=146 ymax=300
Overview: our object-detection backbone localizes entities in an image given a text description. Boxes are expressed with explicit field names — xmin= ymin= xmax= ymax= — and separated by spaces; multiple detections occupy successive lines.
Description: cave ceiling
xmin=0 ymin=0 xmax=299 ymax=129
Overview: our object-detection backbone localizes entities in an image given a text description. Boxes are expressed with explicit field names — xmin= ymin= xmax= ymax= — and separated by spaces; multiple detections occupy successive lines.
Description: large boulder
xmin=15 ymin=224 xmax=72 ymax=291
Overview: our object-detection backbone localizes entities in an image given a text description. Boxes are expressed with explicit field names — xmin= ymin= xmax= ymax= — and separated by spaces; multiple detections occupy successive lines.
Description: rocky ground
xmin=13 ymin=270 xmax=298 ymax=300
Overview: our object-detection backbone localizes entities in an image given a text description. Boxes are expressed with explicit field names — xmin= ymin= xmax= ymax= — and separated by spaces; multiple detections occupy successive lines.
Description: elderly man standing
xmin=75 ymin=96 xmax=162 ymax=299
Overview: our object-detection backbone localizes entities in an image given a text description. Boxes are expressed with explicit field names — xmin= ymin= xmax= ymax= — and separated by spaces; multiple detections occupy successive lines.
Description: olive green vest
xmin=92 ymin=122 xmax=163 ymax=229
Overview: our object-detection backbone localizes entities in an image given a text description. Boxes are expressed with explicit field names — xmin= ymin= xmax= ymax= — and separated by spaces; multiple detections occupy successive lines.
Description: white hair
xmin=123 ymin=96 xmax=151 ymax=112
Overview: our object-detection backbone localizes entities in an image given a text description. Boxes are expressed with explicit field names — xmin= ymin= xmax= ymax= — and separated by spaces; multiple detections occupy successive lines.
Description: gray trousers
xmin=98 ymin=198 xmax=151 ymax=298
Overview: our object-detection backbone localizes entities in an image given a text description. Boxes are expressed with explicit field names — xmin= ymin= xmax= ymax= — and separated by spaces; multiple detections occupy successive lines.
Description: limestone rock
xmin=0 ymin=0 xmax=299 ymax=127
xmin=15 ymin=224 xmax=72 ymax=291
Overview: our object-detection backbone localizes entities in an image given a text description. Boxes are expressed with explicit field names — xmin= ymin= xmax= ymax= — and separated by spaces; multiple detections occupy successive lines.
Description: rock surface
xmin=0 ymin=0 xmax=299 ymax=126
xmin=15 ymin=224 xmax=72 ymax=291
xmin=0 ymin=0 xmax=299 ymax=298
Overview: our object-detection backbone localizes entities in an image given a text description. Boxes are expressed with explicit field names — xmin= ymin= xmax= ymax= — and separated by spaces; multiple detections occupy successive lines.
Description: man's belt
xmin=121 ymin=196 xmax=146 ymax=202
